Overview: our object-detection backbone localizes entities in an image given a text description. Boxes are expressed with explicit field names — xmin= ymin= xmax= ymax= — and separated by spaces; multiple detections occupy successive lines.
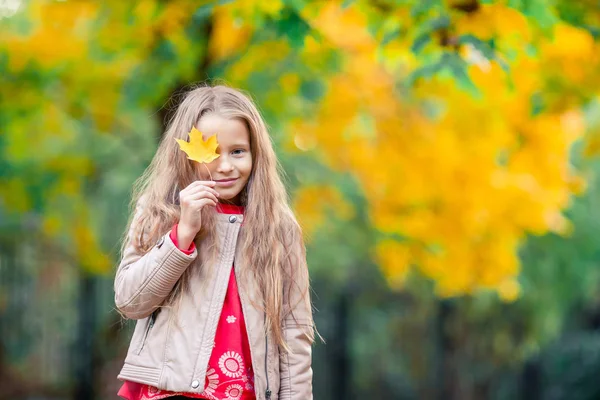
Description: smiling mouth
xmin=215 ymin=178 xmax=238 ymax=182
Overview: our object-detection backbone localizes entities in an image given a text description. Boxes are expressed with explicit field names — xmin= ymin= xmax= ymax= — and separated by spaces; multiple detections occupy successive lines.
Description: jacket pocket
xmin=137 ymin=311 xmax=157 ymax=355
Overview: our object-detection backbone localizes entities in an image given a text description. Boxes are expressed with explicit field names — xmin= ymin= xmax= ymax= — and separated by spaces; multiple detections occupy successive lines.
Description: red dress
xmin=118 ymin=203 xmax=255 ymax=400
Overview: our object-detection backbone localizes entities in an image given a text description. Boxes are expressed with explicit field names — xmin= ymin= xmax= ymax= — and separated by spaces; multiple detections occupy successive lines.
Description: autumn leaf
xmin=175 ymin=126 xmax=220 ymax=164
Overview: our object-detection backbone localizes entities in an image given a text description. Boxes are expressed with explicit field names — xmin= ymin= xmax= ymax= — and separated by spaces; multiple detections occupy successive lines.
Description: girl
xmin=114 ymin=85 xmax=315 ymax=400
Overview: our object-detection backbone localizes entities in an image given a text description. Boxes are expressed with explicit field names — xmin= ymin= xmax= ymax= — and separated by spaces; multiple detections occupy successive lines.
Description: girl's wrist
xmin=177 ymin=223 xmax=196 ymax=250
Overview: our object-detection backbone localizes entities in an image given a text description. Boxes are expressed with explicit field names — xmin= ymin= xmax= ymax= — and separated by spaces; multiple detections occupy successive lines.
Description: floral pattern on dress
xmin=224 ymin=384 xmax=244 ymax=400
xmin=201 ymin=368 xmax=220 ymax=399
xmin=219 ymin=351 xmax=245 ymax=378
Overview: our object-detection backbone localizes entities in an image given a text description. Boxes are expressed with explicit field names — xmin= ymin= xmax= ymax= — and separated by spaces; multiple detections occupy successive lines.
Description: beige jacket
xmin=114 ymin=210 xmax=314 ymax=400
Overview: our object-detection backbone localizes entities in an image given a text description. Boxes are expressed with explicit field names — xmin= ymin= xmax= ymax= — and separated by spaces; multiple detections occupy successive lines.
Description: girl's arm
xmin=114 ymin=202 xmax=197 ymax=320
xmin=115 ymin=182 xmax=216 ymax=319
xmin=279 ymin=233 xmax=315 ymax=400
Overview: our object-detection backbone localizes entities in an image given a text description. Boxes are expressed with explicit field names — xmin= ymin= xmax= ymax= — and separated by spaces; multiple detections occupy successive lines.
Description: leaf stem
xmin=203 ymin=163 xmax=213 ymax=181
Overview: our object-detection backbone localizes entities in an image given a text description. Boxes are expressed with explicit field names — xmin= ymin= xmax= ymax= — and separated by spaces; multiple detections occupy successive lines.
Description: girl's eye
xmin=232 ymin=149 xmax=246 ymax=156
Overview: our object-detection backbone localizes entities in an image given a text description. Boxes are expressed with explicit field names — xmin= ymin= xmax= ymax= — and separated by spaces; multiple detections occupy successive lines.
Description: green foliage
xmin=1 ymin=0 xmax=600 ymax=398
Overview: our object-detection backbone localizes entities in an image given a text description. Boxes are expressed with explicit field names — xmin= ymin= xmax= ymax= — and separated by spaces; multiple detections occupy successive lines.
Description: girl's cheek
xmin=199 ymin=163 xmax=216 ymax=179
xmin=243 ymin=158 xmax=253 ymax=173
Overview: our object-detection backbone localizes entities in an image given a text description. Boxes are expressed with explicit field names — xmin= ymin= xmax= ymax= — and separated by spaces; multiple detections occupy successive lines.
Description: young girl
xmin=114 ymin=85 xmax=315 ymax=400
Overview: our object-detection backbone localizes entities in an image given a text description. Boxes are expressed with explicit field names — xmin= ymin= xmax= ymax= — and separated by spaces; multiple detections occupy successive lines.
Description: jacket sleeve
xmin=279 ymin=231 xmax=315 ymax=400
xmin=114 ymin=203 xmax=197 ymax=320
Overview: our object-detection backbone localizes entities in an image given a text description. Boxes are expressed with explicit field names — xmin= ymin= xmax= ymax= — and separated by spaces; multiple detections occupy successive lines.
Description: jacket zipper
xmin=138 ymin=311 xmax=156 ymax=355
xmin=264 ymin=313 xmax=271 ymax=399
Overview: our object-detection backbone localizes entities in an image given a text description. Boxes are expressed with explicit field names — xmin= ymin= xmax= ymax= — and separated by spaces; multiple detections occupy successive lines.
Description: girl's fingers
xmin=195 ymin=180 xmax=216 ymax=187
xmin=193 ymin=198 xmax=217 ymax=209
xmin=180 ymin=180 xmax=216 ymax=194
xmin=185 ymin=182 xmax=219 ymax=197
xmin=181 ymin=188 xmax=219 ymax=201
xmin=184 ymin=189 xmax=214 ymax=199
xmin=187 ymin=180 xmax=216 ymax=190
xmin=186 ymin=190 xmax=218 ymax=204
xmin=186 ymin=187 xmax=219 ymax=199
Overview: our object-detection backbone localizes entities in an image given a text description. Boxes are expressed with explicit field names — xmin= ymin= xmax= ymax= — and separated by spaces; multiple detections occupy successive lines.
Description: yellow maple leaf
xmin=175 ymin=127 xmax=220 ymax=164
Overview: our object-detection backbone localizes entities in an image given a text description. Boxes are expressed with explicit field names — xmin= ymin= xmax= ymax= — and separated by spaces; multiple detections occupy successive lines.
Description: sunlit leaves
xmin=2 ymin=0 xmax=599 ymax=296
xmin=0 ymin=0 xmax=208 ymax=273
xmin=211 ymin=0 xmax=600 ymax=300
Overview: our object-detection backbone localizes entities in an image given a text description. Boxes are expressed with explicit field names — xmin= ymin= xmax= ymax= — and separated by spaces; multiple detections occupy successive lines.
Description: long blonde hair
xmin=121 ymin=84 xmax=313 ymax=349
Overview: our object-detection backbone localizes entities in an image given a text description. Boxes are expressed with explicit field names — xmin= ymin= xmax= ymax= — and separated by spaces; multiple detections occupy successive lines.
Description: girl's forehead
xmin=197 ymin=114 xmax=249 ymax=143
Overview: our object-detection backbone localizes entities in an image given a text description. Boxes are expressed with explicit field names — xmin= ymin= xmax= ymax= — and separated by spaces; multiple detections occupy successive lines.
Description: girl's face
xmin=196 ymin=114 xmax=253 ymax=205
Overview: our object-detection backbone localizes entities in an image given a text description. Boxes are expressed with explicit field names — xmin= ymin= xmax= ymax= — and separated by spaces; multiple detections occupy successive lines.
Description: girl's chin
xmin=214 ymin=185 xmax=244 ymax=204
xmin=217 ymin=192 xmax=241 ymax=204
xmin=215 ymin=190 xmax=236 ymax=199
xmin=218 ymin=199 xmax=241 ymax=206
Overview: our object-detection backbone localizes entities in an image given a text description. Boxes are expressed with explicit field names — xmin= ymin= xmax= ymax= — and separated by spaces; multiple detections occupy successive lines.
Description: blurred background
xmin=1 ymin=0 xmax=600 ymax=399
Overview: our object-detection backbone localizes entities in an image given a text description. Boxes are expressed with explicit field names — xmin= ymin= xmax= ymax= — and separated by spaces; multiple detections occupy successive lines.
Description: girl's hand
xmin=177 ymin=181 xmax=219 ymax=249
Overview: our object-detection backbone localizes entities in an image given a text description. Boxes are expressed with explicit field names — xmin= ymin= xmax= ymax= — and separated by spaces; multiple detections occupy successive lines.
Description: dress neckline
xmin=216 ymin=203 xmax=245 ymax=215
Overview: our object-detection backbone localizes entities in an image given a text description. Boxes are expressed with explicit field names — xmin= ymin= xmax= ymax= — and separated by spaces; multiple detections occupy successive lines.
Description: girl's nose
xmin=216 ymin=156 xmax=234 ymax=172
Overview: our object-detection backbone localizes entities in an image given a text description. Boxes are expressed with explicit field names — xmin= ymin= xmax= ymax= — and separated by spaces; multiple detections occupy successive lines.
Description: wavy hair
xmin=120 ymin=84 xmax=313 ymax=350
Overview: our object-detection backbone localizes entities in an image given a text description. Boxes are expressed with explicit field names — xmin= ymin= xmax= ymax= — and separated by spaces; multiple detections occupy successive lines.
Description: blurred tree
xmin=2 ymin=0 xmax=600 ymax=398
xmin=2 ymin=0 xmax=599 ymax=293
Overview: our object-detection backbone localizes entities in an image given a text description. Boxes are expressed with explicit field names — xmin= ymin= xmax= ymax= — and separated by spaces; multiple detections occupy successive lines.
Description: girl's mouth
xmin=215 ymin=178 xmax=238 ymax=187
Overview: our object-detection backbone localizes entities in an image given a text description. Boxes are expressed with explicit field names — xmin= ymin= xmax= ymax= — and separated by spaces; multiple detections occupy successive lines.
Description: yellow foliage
xmin=156 ymin=1 xmax=196 ymax=37
xmin=543 ymin=23 xmax=596 ymax=61
xmin=225 ymin=0 xmax=284 ymax=19
xmin=540 ymin=23 xmax=599 ymax=85
xmin=302 ymin=1 xmax=375 ymax=52
xmin=2 ymin=1 xmax=96 ymax=71
xmin=225 ymin=39 xmax=290 ymax=83
xmin=375 ymin=240 xmax=412 ymax=289
xmin=279 ymin=73 xmax=300 ymax=94
xmin=272 ymin=2 xmax=597 ymax=299
xmin=498 ymin=279 xmax=521 ymax=302
xmin=293 ymin=185 xmax=355 ymax=238
xmin=0 ymin=179 xmax=32 ymax=213
xmin=209 ymin=6 xmax=253 ymax=61
xmin=0 ymin=0 xmax=213 ymax=276
xmin=2 ymin=0 xmax=598 ymax=290
xmin=42 ymin=214 xmax=62 ymax=238
xmin=73 ymin=221 xmax=111 ymax=274
xmin=455 ymin=4 xmax=531 ymax=45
